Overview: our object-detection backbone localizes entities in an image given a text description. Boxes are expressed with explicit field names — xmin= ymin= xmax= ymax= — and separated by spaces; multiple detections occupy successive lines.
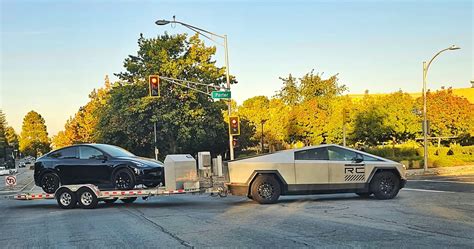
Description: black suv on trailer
xmin=34 ymin=144 xmax=164 ymax=193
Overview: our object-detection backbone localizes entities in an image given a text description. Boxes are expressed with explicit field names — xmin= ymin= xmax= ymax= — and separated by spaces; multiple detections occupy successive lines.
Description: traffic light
xmin=229 ymin=116 xmax=240 ymax=136
xmin=232 ymin=138 xmax=239 ymax=148
xmin=149 ymin=75 xmax=160 ymax=97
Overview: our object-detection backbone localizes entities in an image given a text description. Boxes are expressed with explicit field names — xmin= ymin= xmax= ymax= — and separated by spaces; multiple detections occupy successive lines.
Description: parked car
xmin=19 ymin=162 xmax=26 ymax=168
xmin=34 ymin=144 xmax=164 ymax=194
xmin=227 ymin=144 xmax=407 ymax=204
xmin=0 ymin=166 xmax=9 ymax=176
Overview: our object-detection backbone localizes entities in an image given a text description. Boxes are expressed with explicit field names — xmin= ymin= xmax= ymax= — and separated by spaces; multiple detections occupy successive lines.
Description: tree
xmin=351 ymin=92 xmax=419 ymax=146
xmin=19 ymin=111 xmax=51 ymax=156
xmin=5 ymin=126 xmax=19 ymax=150
xmin=277 ymin=74 xmax=299 ymax=106
xmin=299 ymin=70 xmax=347 ymax=109
xmin=0 ymin=110 xmax=6 ymax=158
xmin=421 ymin=89 xmax=474 ymax=138
xmin=96 ymin=33 xmax=232 ymax=158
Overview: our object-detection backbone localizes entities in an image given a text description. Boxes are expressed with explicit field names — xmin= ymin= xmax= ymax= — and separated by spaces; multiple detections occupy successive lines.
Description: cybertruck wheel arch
xmin=245 ymin=170 xmax=288 ymax=196
xmin=367 ymin=167 xmax=402 ymax=183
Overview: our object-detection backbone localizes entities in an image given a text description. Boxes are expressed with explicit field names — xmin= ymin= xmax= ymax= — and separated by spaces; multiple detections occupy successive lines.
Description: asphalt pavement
xmin=0 ymin=170 xmax=473 ymax=248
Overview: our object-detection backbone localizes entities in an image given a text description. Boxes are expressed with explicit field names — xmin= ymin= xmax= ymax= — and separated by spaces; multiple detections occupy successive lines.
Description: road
xmin=0 ymin=170 xmax=473 ymax=248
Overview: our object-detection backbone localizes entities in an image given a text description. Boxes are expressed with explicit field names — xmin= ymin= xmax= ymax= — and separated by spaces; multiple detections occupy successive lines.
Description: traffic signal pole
xmin=224 ymin=35 xmax=234 ymax=160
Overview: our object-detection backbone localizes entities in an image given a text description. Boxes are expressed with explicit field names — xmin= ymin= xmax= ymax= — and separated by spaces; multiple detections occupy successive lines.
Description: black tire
xmin=40 ymin=172 xmax=60 ymax=194
xmin=250 ymin=174 xmax=281 ymax=204
xmin=103 ymin=198 xmax=118 ymax=204
xmin=356 ymin=192 xmax=372 ymax=198
xmin=144 ymin=182 xmax=159 ymax=188
xmin=77 ymin=188 xmax=99 ymax=209
xmin=113 ymin=168 xmax=136 ymax=190
xmin=370 ymin=171 xmax=401 ymax=200
xmin=56 ymin=188 xmax=77 ymax=209
xmin=121 ymin=197 xmax=137 ymax=204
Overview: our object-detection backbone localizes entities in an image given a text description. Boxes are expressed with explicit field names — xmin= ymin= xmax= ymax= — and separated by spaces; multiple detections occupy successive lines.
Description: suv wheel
xmin=250 ymin=174 xmax=281 ymax=204
xmin=113 ymin=168 xmax=136 ymax=190
xmin=41 ymin=172 xmax=60 ymax=194
xmin=370 ymin=171 xmax=400 ymax=200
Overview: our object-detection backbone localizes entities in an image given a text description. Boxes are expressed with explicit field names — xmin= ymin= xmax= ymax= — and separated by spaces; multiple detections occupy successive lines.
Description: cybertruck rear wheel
xmin=370 ymin=171 xmax=400 ymax=200
xmin=250 ymin=174 xmax=281 ymax=204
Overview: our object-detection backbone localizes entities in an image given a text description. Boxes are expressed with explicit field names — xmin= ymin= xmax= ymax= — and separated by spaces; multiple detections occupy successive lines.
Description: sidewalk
xmin=407 ymin=165 xmax=474 ymax=176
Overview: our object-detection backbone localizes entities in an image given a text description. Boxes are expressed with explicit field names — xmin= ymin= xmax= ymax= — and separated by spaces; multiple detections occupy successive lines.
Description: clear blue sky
xmin=1 ymin=0 xmax=472 ymax=136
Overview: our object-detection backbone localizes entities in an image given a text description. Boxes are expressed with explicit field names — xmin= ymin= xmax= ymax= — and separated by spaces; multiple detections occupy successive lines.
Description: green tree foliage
xmin=299 ymin=70 xmax=347 ymax=108
xmin=19 ymin=111 xmax=50 ymax=156
xmin=352 ymin=92 xmax=419 ymax=146
xmin=96 ymin=34 xmax=232 ymax=158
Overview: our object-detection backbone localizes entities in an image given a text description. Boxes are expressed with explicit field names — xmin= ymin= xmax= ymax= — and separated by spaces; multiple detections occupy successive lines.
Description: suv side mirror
xmin=353 ymin=157 xmax=363 ymax=163
xmin=96 ymin=155 xmax=107 ymax=161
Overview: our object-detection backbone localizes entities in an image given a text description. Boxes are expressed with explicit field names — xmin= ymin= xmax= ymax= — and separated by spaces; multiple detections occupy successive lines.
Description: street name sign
xmin=212 ymin=91 xmax=231 ymax=99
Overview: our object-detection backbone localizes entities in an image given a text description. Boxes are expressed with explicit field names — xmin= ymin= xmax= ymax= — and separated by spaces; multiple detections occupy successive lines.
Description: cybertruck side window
xmin=327 ymin=146 xmax=357 ymax=161
xmin=295 ymin=148 xmax=329 ymax=160
xmin=49 ymin=147 xmax=78 ymax=159
xmin=362 ymin=154 xmax=382 ymax=162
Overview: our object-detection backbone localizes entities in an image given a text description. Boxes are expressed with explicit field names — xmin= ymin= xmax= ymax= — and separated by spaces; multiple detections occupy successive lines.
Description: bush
xmin=366 ymin=143 xmax=474 ymax=168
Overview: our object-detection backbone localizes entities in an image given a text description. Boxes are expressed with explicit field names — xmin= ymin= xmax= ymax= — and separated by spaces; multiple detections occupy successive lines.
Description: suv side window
xmin=295 ymin=147 xmax=329 ymax=160
xmin=49 ymin=147 xmax=78 ymax=159
xmin=79 ymin=146 xmax=104 ymax=160
xmin=327 ymin=146 xmax=361 ymax=161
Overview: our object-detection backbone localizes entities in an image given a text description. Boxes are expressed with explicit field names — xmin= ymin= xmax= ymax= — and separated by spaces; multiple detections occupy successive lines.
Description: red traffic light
xmin=149 ymin=75 xmax=160 ymax=97
xmin=229 ymin=116 xmax=240 ymax=136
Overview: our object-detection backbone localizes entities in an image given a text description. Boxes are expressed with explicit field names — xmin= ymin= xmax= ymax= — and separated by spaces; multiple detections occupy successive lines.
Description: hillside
xmin=348 ymin=87 xmax=474 ymax=103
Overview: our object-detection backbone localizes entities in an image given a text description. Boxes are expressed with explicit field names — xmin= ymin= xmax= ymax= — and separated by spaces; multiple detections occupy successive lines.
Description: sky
xmin=1 ymin=0 xmax=472 ymax=136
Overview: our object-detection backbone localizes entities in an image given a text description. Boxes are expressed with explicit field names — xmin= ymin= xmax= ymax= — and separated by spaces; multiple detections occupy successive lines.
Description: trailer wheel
xmin=121 ymin=197 xmax=137 ymax=204
xmin=77 ymin=188 xmax=99 ymax=209
xmin=56 ymin=188 xmax=77 ymax=209
xmin=103 ymin=198 xmax=118 ymax=204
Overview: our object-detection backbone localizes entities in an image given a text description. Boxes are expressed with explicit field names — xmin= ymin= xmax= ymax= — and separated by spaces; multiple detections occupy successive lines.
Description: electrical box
xmin=164 ymin=154 xmax=199 ymax=191
xmin=197 ymin=151 xmax=211 ymax=169
xmin=212 ymin=155 xmax=223 ymax=177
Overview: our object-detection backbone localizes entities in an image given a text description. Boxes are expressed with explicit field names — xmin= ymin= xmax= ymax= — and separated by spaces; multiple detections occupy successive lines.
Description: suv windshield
xmin=93 ymin=144 xmax=135 ymax=157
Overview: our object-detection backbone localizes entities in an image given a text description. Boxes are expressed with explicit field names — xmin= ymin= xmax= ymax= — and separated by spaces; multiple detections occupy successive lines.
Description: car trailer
xmin=13 ymin=183 xmax=227 ymax=209
xmin=10 ymin=154 xmax=228 ymax=209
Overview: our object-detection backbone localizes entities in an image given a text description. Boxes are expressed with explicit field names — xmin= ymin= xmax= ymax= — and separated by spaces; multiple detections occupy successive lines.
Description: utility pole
xmin=154 ymin=122 xmax=158 ymax=160
xmin=261 ymin=119 xmax=267 ymax=154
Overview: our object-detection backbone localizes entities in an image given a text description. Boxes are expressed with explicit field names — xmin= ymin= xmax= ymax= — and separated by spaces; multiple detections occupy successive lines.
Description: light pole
xmin=156 ymin=17 xmax=235 ymax=160
xmin=422 ymin=45 xmax=460 ymax=172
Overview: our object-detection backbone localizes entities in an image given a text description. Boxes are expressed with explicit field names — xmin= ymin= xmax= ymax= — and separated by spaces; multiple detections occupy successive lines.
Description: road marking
xmin=409 ymin=180 xmax=474 ymax=184
xmin=402 ymin=188 xmax=454 ymax=193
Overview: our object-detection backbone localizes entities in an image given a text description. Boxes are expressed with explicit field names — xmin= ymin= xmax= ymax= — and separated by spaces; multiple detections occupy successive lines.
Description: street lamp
xmin=156 ymin=17 xmax=235 ymax=160
xmin=422 ymin=45 xmax=460 ymax=172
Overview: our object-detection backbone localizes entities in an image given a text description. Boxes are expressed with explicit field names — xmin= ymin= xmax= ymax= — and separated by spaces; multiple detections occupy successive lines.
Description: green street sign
xmin=212 ymin=91 xmax=231 ymax=99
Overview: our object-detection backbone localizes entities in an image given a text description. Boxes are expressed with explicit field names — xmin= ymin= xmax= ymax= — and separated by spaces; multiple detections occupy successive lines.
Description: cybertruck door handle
xmin=344 ymin=163 xmax=365 ymax=166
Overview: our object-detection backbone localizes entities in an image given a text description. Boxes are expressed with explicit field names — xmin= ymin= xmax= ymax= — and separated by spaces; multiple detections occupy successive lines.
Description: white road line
xmin=402 ymin=188 xmax=454 ymax=193
xmin=409 ymin=180 xmax=474 ymax=184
